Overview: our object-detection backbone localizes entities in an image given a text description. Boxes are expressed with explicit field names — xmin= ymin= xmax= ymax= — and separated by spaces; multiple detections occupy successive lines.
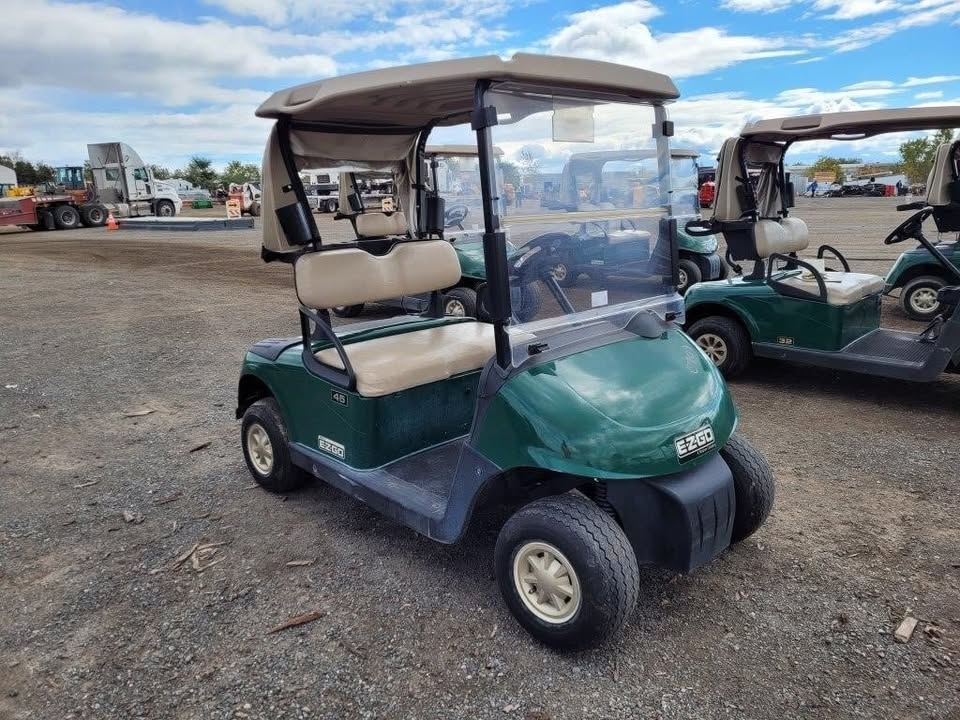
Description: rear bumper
xmin=605 ymin=453 xmax=734 ymax=573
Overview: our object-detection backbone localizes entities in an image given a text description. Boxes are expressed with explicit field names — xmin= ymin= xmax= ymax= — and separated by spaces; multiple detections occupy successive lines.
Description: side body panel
xmin=884 ymin=242 xmax=960 ymax=291
xmin=685 ymin=276 xmax=881 ymax=351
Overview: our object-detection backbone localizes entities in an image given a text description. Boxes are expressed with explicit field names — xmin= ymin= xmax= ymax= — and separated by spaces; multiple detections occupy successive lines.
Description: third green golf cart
xmin=239 ymin=53 xmax=775 ymax=649
xmin=683 ymin=107 xmax=960 ymax=380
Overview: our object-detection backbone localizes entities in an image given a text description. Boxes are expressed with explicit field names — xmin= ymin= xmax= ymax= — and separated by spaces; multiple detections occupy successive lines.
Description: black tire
xmin=677 ymin=257 xmax=702 ymax=294
xmin=52 ymin=204 xmax=81 ymax=230
xmin=81 ymin=204 xmax=107 ymax=227
xmin=249 ymin=201 xmax=261 ymax=217
xmin=900 ymin=275 xmax=946 ymax=321
xmin=325 ymin=199 xmax=338 ymax=214
xmin=551 ymin=254 xmax=578 ymax=288
xmin=332 ymin=304 xmax=365 ymax=318
xmin=719 ymin=433 xmax=775 ymax=543
xmin=241 ymin=397 xmax=311 ymax=493
xmin=155 ymin=199 xmax=176 ymax=217
xmin=495 ymin=493 xmax=639 ymax=650
xmin=687 ymin=315 xmax=751 ymax=378
xmin=513 ymin=282 xmax=543 ymax=323
xmin=443 ymin=287 xmax=477 ymax=318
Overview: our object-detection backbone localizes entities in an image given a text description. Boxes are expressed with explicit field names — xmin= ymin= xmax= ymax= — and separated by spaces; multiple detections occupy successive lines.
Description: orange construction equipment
xmin=106 ymin=211 xmax=119 ymax=230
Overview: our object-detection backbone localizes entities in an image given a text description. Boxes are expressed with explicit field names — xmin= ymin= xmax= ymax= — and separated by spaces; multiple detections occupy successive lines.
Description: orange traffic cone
xmin=106 ymin=211 xmax=119 ymax=231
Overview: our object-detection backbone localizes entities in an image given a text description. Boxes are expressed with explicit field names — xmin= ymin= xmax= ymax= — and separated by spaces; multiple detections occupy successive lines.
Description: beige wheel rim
xmin=678 ymin=267 xmax=688 ymax=289
xmin=246 ymin=423 xmax=274 ymax=475
xmin=697 ymin=333 xmax=727 ymax=366
xmin=513 ymin=541 xmax=581 ymax=624
xmin=445 ymin=298 xmax=466 ymax=316
xmin=909 ymin=287 xmax=939 ymax=313
xmin=551 ymin=263 xmax=568 ymax=282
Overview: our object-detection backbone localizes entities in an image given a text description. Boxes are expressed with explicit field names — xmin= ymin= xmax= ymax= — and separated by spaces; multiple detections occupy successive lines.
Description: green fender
xmin=884 ymin=246 xmax=958 ymax=291
xmin=454 ymin=239 xmax=526 ymax=282
xmin=677 ymin=226 xmax=719 ymax=255
xmin=472 ymin=329 xmax=737 ymax=479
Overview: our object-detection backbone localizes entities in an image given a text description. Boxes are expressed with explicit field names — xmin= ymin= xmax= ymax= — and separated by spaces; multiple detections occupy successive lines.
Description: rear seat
xmin=355 ymin=211 xmax=408 ymax=238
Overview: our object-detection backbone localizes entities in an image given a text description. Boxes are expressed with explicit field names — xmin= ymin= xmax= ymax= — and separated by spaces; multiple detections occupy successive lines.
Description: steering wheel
xmin=582 ymin=221 xmax=610 ymax=242
xmin=884 ymin=207 xmax=932 ymax=245
xmin=444 ymin=204 xmax=469 ymax=229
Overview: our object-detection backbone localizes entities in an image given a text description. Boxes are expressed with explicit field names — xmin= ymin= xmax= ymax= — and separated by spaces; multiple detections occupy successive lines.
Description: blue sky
xmin=1 ymin=0 xmax=958 ymax=171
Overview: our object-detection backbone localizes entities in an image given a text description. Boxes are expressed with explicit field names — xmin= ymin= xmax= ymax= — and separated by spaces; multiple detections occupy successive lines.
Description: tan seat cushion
xmin=316 ymin=321 xmax=496 ymax=397
xmin=607 ymin=229 xmax=651 ymax=246
xmin=778 ymin=271 xmax=884 ymax=306
xmin=355 ymin=211 xmax=408 ymax=238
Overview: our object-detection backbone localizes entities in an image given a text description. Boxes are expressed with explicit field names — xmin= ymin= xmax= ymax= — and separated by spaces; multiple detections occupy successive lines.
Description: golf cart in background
xmin=532 ymin=149 xmax=727 ymax=295
xmin=683 ymin=107 xmax=960 ymax=381
xmin=536 ymin=149 xmax=726 ymax=293
xmin=330 ymin=147 xmax=542 ymax=320
xmin=238 ymin=53 xmax=775 ymax=649
xmin=883 ymin=140 xmax=960 ymax=320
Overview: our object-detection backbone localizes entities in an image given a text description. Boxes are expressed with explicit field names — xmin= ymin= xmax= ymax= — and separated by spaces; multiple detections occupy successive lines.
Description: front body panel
xmin=884 ymin=241 xmax=960 ymax=291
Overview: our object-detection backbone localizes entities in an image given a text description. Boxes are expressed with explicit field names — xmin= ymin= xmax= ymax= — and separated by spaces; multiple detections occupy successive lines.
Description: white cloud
xmin=902 ymin=75 xmax=960 ymax=87
xmin=545 ymin=2 xmax=804 ymax=79
xmin=794 ymin=56 xmax=825 ymax=64
xmin=915 ymin=91 xmax=944 ymax=100
xmin=721 ymin=0 xmax=793 ymax=11
xmin=816 ymin=0 xmax=897 ymax=20
xmin=842 ymin=80 xmax=895 ymax=91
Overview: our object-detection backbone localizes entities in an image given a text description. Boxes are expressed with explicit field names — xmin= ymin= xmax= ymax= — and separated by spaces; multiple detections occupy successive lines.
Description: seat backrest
xmin=926 ymin=141 xmax=959 ymax=207
xmin=753 ymin=217 xmax=809 ymax=258
xmin=295 ymin=239 xmax=460 ymax=309
xmin=712 ymin=137 xmax=746 ymax=223
xmin=355 ymin=211 xmax=408 ymax=238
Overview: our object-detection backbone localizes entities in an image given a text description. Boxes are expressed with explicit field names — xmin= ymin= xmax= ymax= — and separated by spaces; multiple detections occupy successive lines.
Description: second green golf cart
xmin=684 ymin=107 xmax=960 ymax=380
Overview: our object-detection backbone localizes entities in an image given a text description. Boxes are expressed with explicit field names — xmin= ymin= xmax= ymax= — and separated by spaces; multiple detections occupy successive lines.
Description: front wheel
xmin=443 ymin=287 xmax=477 ymax=318
xmin=688 ymin=316 xmax=752 ymax=378
xmin=495 ymin=493 xmax=639 ymax=650
xmin=720 ymin=434 xmax=775 ymax=543
xmin=155 ymin=200 xmax=176 ymax=217
xmin=901 ymin=276 xmax=945 ymax=321
xmin=81 ymin=204 xmax=107 ymax=227
xmin=550 ymin=255 xmax=578 ymax=288
xmin=512 ymin=282 xmax=543 ymax=323
xmin=677 ymin=258 xmax=702 ymax=294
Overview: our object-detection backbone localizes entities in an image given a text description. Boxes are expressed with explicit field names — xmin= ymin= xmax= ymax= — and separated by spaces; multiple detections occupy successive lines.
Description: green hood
xmin=472 ymin=328 xmax=737 ymax=479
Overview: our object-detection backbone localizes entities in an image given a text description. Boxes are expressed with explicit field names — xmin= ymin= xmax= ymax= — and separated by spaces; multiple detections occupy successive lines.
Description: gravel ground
xmin=1 ymin=197 xmax=958 ymax=720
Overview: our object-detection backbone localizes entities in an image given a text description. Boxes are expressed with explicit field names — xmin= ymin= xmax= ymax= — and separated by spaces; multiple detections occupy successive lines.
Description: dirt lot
xmin=1 ymin=197 xmax=958 ymax=720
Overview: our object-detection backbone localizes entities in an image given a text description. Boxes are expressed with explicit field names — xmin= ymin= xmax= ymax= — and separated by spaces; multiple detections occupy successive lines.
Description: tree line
xmin=806 ymin=128 xmax=956 ymax=185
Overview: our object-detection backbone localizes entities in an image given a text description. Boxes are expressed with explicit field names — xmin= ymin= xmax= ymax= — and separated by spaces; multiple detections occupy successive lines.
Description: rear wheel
xmin=495 ymin=493 xmax=639 ymax=650
xmin=720 ymin=433 xmax=775 ymax=543
xmin=443 ymin=287 xmax=477 ymax=318
xmin=901 ymin=275 xmax=945 ymax=321
xmin=241 ymin=398 xmax=311 ymax=493
xmin=325 ymin=199 xmax=338 ymax=213
xmin=53 ymin=204 xmax=81 ymax=230
xmin=688 ymin=316 xmax=751 ymax=378
xmin=677 ymin=258 xmax=702 ymax=294
xmin=332 ymin=304 xmax=365 ymax=318
xmin=513 ymin=282 xmax=543 ymax=323
xmin=81 ymin=204 xmax=107 ymax=227
xmin=249 ymin=201 xmax=261 ymax=217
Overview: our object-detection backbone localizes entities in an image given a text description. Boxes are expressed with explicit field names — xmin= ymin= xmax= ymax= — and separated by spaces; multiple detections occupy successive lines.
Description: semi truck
xmin=0 ymin=142 xmax=182 ymax=231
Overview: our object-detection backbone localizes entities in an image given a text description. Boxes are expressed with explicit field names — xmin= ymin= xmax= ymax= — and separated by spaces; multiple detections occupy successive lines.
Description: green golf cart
xmin=537 ymin=149 xmax=725 ymax=293
xmin=238 ymin=54 xmax=775 ymax=649
xmin=331 ymin=146 xmax=542 ymax=320
xmin=883 ymin=140 xmax=960 ymax=320
xmin=684 ymin=107 xmax=960 ymax=380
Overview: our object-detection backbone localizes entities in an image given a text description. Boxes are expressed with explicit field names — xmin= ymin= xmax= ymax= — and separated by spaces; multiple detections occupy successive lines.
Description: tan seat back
xmin=355 ymin=211 xmax=408 ymax=238
xmin=295 ymin=239 xmax=460 ymax=309
xmin=753 ymin=217 xmax=809 ymax=258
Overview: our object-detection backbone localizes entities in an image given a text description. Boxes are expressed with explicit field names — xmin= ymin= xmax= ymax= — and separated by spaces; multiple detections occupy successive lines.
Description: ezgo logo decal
xmin=317 ymin=434 xmax=346 ymax=460
xmin=674 ymin=425 xmax=715 ymax=463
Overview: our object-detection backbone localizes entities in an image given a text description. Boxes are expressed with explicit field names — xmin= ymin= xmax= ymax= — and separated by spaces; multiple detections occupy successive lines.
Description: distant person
xmin=503 ymin=182 xmax=516 ymax=214
xmin=896 ymin=179 xmax=903 ymax=195
xmin=807 ymin=179 xmax=818 ymax=196
xmin=869 ymin=176 xmax=876 ymax=183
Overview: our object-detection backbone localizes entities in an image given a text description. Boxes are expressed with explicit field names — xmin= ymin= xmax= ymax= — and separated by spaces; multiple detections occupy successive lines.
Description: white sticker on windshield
xmin=591 ymin=290 xmax=609 ymax=308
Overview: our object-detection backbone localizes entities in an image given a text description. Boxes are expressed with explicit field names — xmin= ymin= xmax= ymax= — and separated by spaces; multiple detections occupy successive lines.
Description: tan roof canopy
xmin=742 ymin=106 xmax=960 ymax=142
xmin=256 ymin=53 xmax=678 ymax=129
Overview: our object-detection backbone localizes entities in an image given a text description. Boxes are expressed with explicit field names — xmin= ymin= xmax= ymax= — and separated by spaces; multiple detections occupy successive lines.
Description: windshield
xmin=485 ymin=88 xmax=681 ymax=365
xmin=426 ymin=152 xmax=502 ymax=239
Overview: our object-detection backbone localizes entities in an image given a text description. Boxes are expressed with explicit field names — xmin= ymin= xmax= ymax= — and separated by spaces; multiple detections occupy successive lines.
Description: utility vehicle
xmin=331 ymin=145 xmax=542 ymax=320
xmin=683 ymin=108 xmax=960 ymax=381
xmin=883 ymin=140 xmax=960 ymax=320
xmin=536 ymin=149 xmax=726 ymax=293
xmin=237 ymin=54 xmax=775 ymax=649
